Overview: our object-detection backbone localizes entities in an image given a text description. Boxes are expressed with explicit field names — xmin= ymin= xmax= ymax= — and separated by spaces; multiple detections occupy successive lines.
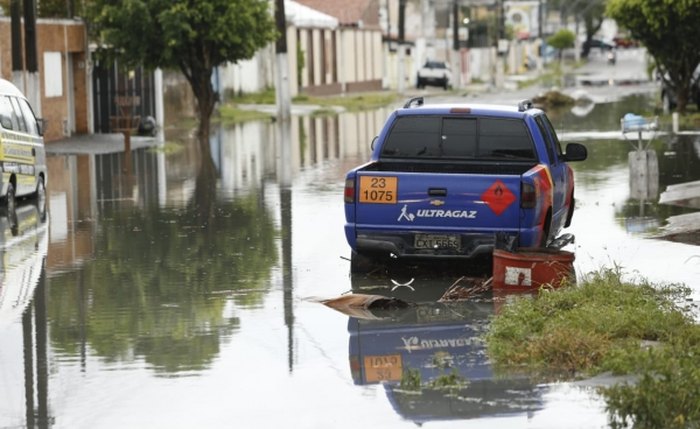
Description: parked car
xmin=0 ymin=79 xmax=47 ymax=210
xmin=581 ymin=38 xmax=613 ymax=56
xmin=416 ymin=61 xmax=452 ymax=90
xmin=660 ymin=66 xmax=700 ymax=112
xmin=613 ymin=35 xmax=637 ymax=48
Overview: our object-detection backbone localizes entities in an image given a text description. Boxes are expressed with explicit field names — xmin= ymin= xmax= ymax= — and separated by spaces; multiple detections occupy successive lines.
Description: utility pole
xmin=275 ymin=0 xmax=291 ymax=121
xmin=397 ymin=0 xmax=407 ymax=93
xmin=10 ymin=0 xmax=23 ymax=87
xmin=452 ymin=0 xmax=461 ymax=88
xmin=23 ymin=0 xmax=40 ymax=113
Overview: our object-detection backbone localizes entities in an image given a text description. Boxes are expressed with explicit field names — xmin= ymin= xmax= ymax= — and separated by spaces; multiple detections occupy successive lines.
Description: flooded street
xmin=1 ymin=84 xmax=700 ymax=427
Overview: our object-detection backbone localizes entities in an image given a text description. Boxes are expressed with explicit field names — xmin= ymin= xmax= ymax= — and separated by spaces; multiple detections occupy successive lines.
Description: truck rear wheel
xmin=540 ymin=213 xmax=552 ymax=247
xmin=350 ymin=251 xmax=381 ymax=274
xmin=564 ymin=196 xmax=575 ymax=228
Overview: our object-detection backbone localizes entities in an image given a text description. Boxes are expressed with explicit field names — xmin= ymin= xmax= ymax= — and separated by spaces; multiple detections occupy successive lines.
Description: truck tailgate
xmin=354 ymin=171 xmax=522 ymax=232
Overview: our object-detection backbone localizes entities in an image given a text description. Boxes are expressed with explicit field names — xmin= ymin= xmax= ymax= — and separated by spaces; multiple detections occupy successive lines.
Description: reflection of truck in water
xmin=347 ymin=299 xmax=543 ymax=422
xmin=0 ymin=201 xmax=48 ymax=325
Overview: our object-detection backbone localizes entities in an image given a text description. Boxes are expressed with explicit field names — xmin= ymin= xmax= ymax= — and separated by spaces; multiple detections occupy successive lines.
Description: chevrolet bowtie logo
xmin=430 ymin=199 xmax=445 ymax=206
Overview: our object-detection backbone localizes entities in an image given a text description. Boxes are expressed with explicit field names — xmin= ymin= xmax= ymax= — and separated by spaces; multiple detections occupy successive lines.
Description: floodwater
xmin=1 ymin=91 xmax=699 ymax=429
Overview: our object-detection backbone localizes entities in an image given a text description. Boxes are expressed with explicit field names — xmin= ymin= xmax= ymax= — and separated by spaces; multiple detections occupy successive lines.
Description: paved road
xmin=421 ymin=47 xmax=657 ymax=106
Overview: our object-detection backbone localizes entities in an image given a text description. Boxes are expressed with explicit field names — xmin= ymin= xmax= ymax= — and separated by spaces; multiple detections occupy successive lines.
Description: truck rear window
xmin=381 ymin=116 xmax=535 ymax=161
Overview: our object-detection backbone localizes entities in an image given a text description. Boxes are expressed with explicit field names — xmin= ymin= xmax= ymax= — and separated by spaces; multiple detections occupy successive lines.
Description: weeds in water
xmin=485 ymin=267 xmax=700 ymax=427
xmin=605 ymin=342 xmax=700 ymax=429
xmin=400 ymin=367 xmax=421 ymax=391
xmin=486 ymin=267 xmax=694 ymax=377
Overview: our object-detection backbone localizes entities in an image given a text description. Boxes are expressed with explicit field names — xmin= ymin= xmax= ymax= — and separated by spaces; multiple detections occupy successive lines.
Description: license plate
xmin=358 ymin=176 xmax=398 ymax=204
xmin=414 ymin=234 xmax=460 ymax=249
xmin=363 ymin=354 xmax=402 ymax=383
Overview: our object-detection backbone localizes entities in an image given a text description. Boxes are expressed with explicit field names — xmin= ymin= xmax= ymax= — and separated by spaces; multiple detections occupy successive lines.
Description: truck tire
xmin=540 ymin=212 xmax=552 ymax=247
xmin=35 ymin=176 xmax=46 ymax=201
xmin=564 ymin=195 xmax=575 ymax=228
xmin=350 ymin=251 xmax=380 ymax=274
xmin=5 ymin=181 xmax=16 ymax=212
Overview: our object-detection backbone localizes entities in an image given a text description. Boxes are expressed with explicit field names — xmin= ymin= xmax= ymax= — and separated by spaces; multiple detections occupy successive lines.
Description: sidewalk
xmin=46 ymin=133 xmax=158 ymax=155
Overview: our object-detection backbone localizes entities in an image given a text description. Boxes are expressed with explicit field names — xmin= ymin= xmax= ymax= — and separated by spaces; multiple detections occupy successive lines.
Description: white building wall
xmin=312 ymin=28 xmax=322 ymax=86
xmin=341 ymin=30 xmax=356 ymax=86
xmin=372 ymin=31 xmax=383 ymax=83
xmin=217 ymin=46 xmax=274 ymax=97
xmin=299 ymin=30 xmax=310 ymax=88
xmin=323 ymin=30 xmax=333 ymax=84
xmin=287 ymin=26 xmax=299 ymax=96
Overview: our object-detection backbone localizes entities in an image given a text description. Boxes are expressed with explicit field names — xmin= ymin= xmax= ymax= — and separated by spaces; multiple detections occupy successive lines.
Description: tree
xmin=607 ymin=0 xmax=700 ymax=113
xmin=547 ymin=29 xmax=575 ymax=62
xmin=548 ymin=0 xmax=607 ymax=58
xmin=577 ymin=0 xmax=607 ymax=58
xmin=86 ymin=0 xmax=277 ymax=157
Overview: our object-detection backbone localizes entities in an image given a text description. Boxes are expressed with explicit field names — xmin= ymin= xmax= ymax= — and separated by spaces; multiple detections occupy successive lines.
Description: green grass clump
xmin=400 ymin=367 xmax=422 ymax=391
xmin=486 ymin=267 xmax=700 ymax=427
xmin=486 ymin=267 xmax=695 ymax=377
xmin=217 ymin=105 xmax=274 ymax=124
xmin=306 ymin=92 xmax=399 ymax=112
xmin=605 ymin=342 xmax=700 ymax=429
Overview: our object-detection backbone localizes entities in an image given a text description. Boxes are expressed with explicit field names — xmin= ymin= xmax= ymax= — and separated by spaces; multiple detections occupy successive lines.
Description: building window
xmin=44 ymin=52 xmax=63 ymax=97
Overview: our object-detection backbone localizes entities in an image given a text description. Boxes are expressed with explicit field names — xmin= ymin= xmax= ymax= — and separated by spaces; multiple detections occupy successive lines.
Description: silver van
xmin=0 ymin=79 xmax=47 ymax=209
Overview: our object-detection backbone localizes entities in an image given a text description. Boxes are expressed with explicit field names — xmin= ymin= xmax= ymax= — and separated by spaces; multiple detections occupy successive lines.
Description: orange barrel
xmin=492 ymin=248 xmax=575 ymax=290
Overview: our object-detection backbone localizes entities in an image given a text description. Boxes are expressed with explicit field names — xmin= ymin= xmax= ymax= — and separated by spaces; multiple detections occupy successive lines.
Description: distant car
xmin=416 ymin=61 xmax=451 ymax=90
xmin=581 ymin=38 xmax=613 ymax=55
xmin=660 ymin=65 xmax=700 ymax=112
xmin=613 ymin=35 xmax=637 ymax=48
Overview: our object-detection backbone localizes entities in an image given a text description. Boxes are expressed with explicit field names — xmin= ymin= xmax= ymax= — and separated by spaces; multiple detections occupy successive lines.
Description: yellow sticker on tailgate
xmin=363 ymin=354 xmax=403 ymax=383
xmin=358 ymin=176 xmax=398 ymax=204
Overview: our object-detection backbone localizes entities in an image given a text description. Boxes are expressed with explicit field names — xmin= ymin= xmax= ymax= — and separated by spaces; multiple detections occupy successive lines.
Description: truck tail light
xmin=521 ymin=182 xmax=538 ymax=209
xmin=344 ymin=178 xmax=355 ymax=203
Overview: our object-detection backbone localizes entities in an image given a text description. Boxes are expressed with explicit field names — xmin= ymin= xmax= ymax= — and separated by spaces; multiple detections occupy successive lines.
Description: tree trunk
xmin=581 ymin=35 xmax=591 ymax=59
xmin=677 ymin=89 xmax=688 ymax=114
xmin=195 ymin=76 xmax=216 ymax=163
xmin=185 ymin=67 xmax=219 ymax=218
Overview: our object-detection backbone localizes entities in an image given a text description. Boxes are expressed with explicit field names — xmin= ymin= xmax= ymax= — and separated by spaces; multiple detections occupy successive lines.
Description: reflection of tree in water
xmin=48 ymin=181 xmax=278 ymax=374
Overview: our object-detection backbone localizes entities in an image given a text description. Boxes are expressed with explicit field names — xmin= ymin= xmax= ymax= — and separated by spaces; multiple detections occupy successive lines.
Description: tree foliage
xmin=607 ymin=0 xmax=700 ymax=113
xmin=86 ymin=0 xmax=277 ymax=153
xmin=48 ymin=192 xmax=278 ymax=373
xmin=547 ymin=29 xmax=575 ymax=62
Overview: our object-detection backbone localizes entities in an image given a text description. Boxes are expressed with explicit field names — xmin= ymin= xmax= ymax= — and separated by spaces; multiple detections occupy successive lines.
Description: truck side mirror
xmin=371 ymin=135 xmax=378 ymax=151
xmin=563 ymin=143 xmax=587 ymax=162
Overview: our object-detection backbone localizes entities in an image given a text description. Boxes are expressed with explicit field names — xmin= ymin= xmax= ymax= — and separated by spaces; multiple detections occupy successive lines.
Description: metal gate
xmin=91 ymin=58 xmax=156 ymax=134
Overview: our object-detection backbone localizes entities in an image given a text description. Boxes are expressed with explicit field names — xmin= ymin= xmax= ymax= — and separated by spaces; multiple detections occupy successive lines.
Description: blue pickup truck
xmin=343 ymin=98 xmax=587 ymax=272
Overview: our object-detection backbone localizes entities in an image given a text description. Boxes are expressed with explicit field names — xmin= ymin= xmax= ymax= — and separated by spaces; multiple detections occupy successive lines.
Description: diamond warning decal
xmin=481 ymin=180 xmax=516 ymax=215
